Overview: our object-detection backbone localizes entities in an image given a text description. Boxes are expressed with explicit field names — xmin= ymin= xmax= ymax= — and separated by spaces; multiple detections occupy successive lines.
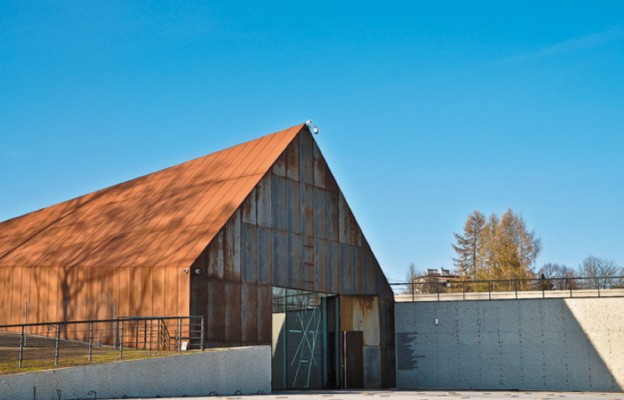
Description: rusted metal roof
xmin=0 ymin=124 xmax=305 ymax=268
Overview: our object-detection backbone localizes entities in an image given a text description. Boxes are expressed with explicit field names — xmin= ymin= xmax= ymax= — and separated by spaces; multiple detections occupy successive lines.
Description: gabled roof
xmin=0 ymin=124 xmax=305 ymax=268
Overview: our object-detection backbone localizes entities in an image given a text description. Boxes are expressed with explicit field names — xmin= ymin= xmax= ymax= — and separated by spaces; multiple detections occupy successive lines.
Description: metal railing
xmin=392 ymin=276 xmax=624 ymax=302
xmin=0 ymin=315 xmax=204 ymax=373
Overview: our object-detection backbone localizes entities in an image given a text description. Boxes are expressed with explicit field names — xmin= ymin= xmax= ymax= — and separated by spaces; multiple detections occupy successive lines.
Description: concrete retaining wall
xmin=0 ymin=345 xmax=270 ymax=400
xmin=395 ymin=298 xmax=624 ymax=392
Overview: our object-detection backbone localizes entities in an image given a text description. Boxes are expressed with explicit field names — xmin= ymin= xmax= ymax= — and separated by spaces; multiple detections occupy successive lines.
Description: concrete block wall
xmin=395 ymin=298 xmax=624 ymax=392
xmin=0 ymin=346 xmax=271 ymax=400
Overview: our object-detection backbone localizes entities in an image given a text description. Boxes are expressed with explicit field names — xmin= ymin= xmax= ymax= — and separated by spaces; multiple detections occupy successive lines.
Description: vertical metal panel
xmin=362 ymin=242 xmax=376 ymax=293
xmin=353 ymin=245 xmax=363 ymax=293
xmin=272 ymin=230 xmax=288 ymax=287
xmin=256 ymin=174 xmax=272 ymax=228
xmin=299 ymin=131 xmax=314 ymax=184
xmin=287 ymin=232 xmax=302 ymax=288
xmin=286 ymin=178 xmax=300 ymax=234
xmin=351 ymin=213 xmax=362 ymax=247
xmin=224 ymin=280 xmax=242 ymax=345
xmin=313 ymin=144 xmax=327 ymax=189
xmin=326 ymin=192 xmax=340 ymax=242
xmin=165 ymin=266 xmax=178 ymax=316
xmin=338 ymin=193 xmax=350 ymax=244
xmin=178 ymin=268 xmax=190 ymax=320
xmin=328 ymin=241 xmax=340 ymax=294
xmin=190 ymin=271 xmax=204 ymax=317
xmin=301 ymin=183 xmax=315 ymax=239
xmin=241 ymin=192 xmax=257 ymax=225
xmin=339 ymin=295 xmax=380 ymax=346
xmin=271 ymin=175 xmax=287 ymax=231
xmin=207 ymin=278 xmax=225 ymax=342
xmin=286 ymin=135 xmax=300 ymax=181
xmin=224 ymin=210 xmax=241 ymax=281
xmin=257 ymin=226 xmax=273 ymax=285
xmin=314 ymin=238 xmax=328 ymax=293
xmin=242 ymin=222 xmax=258 ymax=283
xmin=256 ymin=284 xmax=272 ymax=344
xmin=152 ymin=267 xmax=166 ymax=315
xmin=340 ymin=243 xmax=352 ymax=294
xmin=302 ymin=236 xmax=314 ymax=291
xmin=206 ymin=231 xmax=224 ymax=279
xmin=272 ymin=152 xmax=286 ymax=177
xmin=314 ymin=188 xmax=328 ymax=240
xmin=241 ymin=282 xmax=258 ymax=343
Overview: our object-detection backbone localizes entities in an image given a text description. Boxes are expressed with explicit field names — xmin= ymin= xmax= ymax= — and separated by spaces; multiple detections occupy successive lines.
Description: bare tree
xmin=539 ymin=263 xmax=578 ymax=290
xmin=578 ymin=256 xmax=620 ymax=289
xmin=404 ymin=263 xmax=420 ymax=295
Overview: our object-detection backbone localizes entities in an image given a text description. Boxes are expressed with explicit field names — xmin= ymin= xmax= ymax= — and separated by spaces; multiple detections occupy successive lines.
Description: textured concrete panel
xmin=0 ymin=346 xmax=271 ymax=400
xmin=395 ymin=298 xmax=624 ymax=392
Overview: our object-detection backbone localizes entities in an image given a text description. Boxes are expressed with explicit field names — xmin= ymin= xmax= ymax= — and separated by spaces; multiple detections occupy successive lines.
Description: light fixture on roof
xmin=305 ymin=119 xmax=319 ymax=135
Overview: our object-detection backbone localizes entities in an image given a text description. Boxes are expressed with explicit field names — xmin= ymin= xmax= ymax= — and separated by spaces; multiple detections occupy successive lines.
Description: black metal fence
xmin=0 ymin=315 xmax=204 ymax=373
xmin=392 ymin=276 xmax=624 ymax=302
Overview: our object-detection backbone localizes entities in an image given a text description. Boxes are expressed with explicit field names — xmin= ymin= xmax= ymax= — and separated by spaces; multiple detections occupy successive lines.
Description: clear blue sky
xmin=1 ymin=1 xmax=623 ymax=282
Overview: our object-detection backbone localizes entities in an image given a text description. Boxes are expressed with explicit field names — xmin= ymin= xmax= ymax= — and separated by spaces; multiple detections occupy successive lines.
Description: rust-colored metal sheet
xmin=0 ymin=124 xmax=305 ymax=269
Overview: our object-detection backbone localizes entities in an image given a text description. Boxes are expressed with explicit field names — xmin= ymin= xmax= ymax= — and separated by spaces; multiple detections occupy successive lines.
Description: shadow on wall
xmin=395 ymin=298 xmax=624 ymax=392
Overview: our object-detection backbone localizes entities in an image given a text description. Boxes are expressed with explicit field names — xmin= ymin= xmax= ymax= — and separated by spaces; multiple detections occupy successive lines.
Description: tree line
xmin=406 ymin=209 xmax=623 ymax=290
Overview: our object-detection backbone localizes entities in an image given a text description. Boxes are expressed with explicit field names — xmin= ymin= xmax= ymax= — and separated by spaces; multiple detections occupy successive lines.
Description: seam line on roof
xmin=153 ymin=127 xmax=296 ymax=268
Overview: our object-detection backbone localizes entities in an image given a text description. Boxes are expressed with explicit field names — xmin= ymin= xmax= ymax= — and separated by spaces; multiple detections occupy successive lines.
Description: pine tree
xmin=452 ymin=211 xmax=486 ymax=279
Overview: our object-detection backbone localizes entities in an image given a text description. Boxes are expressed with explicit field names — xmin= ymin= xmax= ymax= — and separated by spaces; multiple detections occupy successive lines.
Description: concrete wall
xmin=395 ymin=298 xmax=624 ymax=392
xmin=0 ymin=346 xmax=270 ymax=400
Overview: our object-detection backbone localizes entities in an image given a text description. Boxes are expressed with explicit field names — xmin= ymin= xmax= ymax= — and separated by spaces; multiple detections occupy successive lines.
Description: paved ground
xmin=150 ymin=390 xmax=624 ymax=400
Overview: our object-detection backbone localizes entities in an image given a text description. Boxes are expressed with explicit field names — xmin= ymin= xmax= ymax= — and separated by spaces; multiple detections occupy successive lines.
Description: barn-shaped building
xmin=0 ymin=123 xmax=395 ymax=389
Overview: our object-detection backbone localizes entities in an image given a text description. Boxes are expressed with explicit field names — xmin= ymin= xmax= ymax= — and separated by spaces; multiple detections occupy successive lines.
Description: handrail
xmin=0 ymin=315 xmax=205 ymax=371
xmin=392 ymin=275 xmax=624 ymax=302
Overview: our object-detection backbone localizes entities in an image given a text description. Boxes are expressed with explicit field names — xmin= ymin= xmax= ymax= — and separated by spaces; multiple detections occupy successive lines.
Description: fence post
xmin=149 ymin=320 xmax=153 ymax=354
xmin=157 ymin=319 xmax=161 ymax=351
xmin=200 ymin=317 xmax=205 ymax=351
xmin=119 ymin=320 xmax=124 ymax=358
xmin=135 ymin=319 xmax=139 ymax=351
xmin=175 ymin=319 xmax=179 ymax=352
xmin=488 ymin=281 xmax=492 ymax=300
xmin=88 ymin=322 xmax=94 ymax=361
xmin=112 ymin=305 xmax=117 ymax=349
xmin=569 ymin=278 xmax=573 ymax=298
xmin=411 ymin=282 xmax=415 ymax=302
xmin=18 ymin=325 xmax=25 ymax=368
xmin=515 ymin=280 xmax=518 ymax=299
xmin=462 ymin=281 xmax=466 ymax=301
xmin=54 ymin=324 xmax=61 ymax=366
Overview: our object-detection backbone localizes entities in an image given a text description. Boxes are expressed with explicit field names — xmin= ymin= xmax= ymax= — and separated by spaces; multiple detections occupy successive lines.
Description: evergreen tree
xmin=452 ymin=210 xmax=486 ymax=279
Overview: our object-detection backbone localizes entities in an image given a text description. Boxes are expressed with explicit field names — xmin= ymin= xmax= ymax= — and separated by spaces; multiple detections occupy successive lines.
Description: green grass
xmin=0 ymin=348 xmax=176 ymax=375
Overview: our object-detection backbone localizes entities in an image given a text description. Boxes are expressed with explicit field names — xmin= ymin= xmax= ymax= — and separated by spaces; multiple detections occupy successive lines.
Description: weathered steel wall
xmin=190 ymin=130 xmax=396 ymax=387
xmin=0 ymin=265 xmax=190 ymax=330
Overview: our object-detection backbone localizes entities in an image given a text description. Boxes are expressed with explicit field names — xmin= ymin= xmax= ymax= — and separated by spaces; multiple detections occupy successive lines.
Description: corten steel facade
xmin=0 ymin=124 xmax=395 ymax=388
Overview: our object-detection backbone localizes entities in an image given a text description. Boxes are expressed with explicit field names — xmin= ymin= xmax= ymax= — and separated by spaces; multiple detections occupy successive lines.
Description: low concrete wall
xmin=395 ymin=298 xmax=624 ymax=392
xmin=0 ymin=345 xmax=270 ymax=400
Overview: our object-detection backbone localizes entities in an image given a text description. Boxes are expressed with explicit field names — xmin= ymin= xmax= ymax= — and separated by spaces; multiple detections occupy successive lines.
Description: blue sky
xmin=1 ymin=1 xmax=623 ymax=282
